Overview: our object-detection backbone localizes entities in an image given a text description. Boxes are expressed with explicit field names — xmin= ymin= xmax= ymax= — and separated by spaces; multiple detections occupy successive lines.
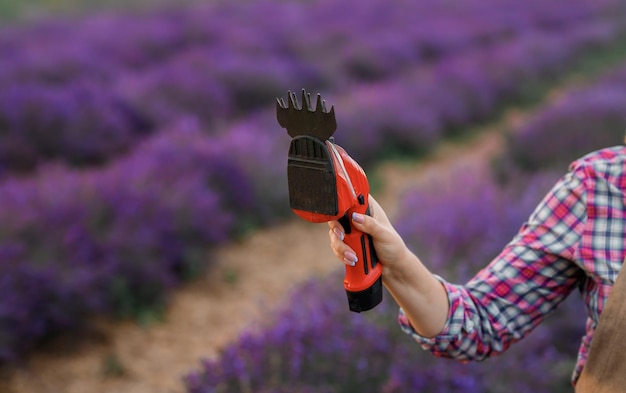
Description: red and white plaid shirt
xmin=399 ymin=145 xmax=626 ymax=386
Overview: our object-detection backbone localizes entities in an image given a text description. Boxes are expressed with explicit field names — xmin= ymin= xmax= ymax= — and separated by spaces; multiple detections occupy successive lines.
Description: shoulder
xmin=568 ymin=145 xmax=626 ymax=182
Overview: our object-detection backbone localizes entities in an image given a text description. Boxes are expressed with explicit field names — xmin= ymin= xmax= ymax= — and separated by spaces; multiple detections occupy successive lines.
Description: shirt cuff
xmin=397 ymin=275 xmax=466 ymax=350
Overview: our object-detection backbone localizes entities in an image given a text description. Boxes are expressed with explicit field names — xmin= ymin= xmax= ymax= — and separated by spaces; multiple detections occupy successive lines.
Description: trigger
xmin=338 ymin=214 xmax=352 ymax=234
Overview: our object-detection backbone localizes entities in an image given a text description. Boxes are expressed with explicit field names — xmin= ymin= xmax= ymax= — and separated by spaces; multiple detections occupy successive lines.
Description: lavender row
xmin=495 ymin=63 xmax=626 ymax=177
xmin=2 ymin=0 xmax=615 ymax=85
xmin=0 ymin=81 xmax=152 ymax=172
xmin=0 ymin=116 xmax=289 ymax=363
xmin=0 ymin=0 xmax=624 ymax=172
xmin=185 ymin=169 xmax=583 ymax=392
xmin=323 ymin=21 xmax=623 ymax=168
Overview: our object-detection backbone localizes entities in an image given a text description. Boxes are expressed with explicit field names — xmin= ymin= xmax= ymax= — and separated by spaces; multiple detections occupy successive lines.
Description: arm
xmin=329 ymin=170 xmax=587 ymax=359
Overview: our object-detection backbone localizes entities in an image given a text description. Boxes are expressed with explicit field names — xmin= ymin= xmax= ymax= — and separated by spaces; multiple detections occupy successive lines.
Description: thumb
xmin=351 ymin=211 xmax=378 ymax=236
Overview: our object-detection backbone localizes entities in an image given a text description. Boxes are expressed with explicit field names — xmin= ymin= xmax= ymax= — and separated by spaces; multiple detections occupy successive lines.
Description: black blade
xmin=276 ymin=89 xmax=337 ymax=140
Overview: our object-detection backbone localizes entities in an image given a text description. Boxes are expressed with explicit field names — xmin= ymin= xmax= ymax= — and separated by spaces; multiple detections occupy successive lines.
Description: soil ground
xmin=2 ymin=116 xmax=512 ymax=393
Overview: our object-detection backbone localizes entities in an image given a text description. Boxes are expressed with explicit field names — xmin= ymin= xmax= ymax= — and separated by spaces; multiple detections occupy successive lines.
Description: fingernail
xmin=352 ymin=212 xmax=364 ymax=224
xmin=333 ymin=227 xmax=344 ymax=241
xmin=344 ymin=251 xmax=358 ymax=266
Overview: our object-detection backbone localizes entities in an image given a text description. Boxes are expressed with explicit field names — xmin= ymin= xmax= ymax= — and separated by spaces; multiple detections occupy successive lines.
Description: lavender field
xmin=2 ymin=0 xmax=626 ymax=391
xmin=186 ymin=58 xmax=626 ymax=393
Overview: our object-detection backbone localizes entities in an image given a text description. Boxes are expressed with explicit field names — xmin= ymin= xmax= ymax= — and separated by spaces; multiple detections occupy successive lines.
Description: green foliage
xmin=108 ymin=276 xmax=166 ymax=324
xmin=0 ymin=0 xmax=200 ymax=22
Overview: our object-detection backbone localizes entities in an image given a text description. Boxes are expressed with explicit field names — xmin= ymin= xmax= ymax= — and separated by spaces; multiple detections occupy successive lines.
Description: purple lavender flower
xmin=499 ymin=64 xmax=626 ymax=175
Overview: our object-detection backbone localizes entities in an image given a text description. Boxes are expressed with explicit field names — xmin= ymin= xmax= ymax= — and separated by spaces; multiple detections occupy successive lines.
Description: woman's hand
xmin=328 ymin=194 xmax=449 ymax=338
xmin=327 ymin=195 xmax=409 ymax=272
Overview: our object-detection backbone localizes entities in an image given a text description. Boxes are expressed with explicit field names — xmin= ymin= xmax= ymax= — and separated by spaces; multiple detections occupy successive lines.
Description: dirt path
xmin=4 ymin=116 xmax=511 ymax=393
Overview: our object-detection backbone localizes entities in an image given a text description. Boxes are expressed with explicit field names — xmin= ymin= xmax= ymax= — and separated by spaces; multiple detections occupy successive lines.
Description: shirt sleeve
xmin=398 ymin=169 xmax=588 ymax=361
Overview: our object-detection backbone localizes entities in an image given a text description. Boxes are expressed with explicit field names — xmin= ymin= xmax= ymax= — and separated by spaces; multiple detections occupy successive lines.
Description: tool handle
xmin=339 ymin=203 xmax=383 ymax=312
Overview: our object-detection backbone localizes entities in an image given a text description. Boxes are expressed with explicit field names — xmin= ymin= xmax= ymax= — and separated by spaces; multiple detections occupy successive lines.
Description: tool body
xmin=276 ymin=89 xmax=382 ymax=312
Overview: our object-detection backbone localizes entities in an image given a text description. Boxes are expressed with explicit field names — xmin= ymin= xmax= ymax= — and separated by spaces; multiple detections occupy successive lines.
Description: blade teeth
xmin=302 ymin=89 xmax=311 ymax=111
xmin=289 ymin=90 xmax=299 ymax=110
xmin=280 ymin=90 xmax=331 ymax=114
xmin=276 ymin=88 xmax=337 ymax=140
xmin=316 ymin=94 xmax=323 ymax=113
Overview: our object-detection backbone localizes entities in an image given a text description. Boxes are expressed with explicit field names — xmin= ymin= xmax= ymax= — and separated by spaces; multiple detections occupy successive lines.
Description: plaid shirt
xmin=399 ymin=145 xmax=626 ymax=386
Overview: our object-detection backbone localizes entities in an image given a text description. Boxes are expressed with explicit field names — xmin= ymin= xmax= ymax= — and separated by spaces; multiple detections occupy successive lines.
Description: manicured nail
xmin=352 ymin=212 xmax=364 ymax=224
xmin=333 ymin=227 xmax=345 ymax=241
xmin=344 ymin=251 xmax=358 ymax=266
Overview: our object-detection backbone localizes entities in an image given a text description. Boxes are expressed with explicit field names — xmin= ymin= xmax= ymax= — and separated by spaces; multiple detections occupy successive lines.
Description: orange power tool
xmin=276 ymin=89 xmax=382 ymax=312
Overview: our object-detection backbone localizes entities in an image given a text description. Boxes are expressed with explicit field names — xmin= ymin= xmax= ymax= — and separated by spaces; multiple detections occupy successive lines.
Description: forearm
xmin=382 ymin=248 xmax=449 ymax=338
xmin=395 ymin=245 xmax=582 ymax=361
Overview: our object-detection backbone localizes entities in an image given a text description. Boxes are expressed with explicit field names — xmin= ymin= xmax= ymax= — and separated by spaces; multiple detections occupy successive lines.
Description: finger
xmin=328 ymin=220 xmax=343 ymax=232
xmin=351 ymin=211 xmax=375 ymax=235
xmin=328 ymin=228 xmax=357 ymax=266
xmin=342 ymin=250 xmax=358 ymax=266
xmin=331 ymin=226 xmax=344 ymax=241
xmin=329 ymin=220 xmax=349 ymax=242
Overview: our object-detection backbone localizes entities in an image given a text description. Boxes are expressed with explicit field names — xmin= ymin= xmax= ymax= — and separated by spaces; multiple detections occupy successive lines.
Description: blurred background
xmin=2 ymin=0 xmax=626 ymax=392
